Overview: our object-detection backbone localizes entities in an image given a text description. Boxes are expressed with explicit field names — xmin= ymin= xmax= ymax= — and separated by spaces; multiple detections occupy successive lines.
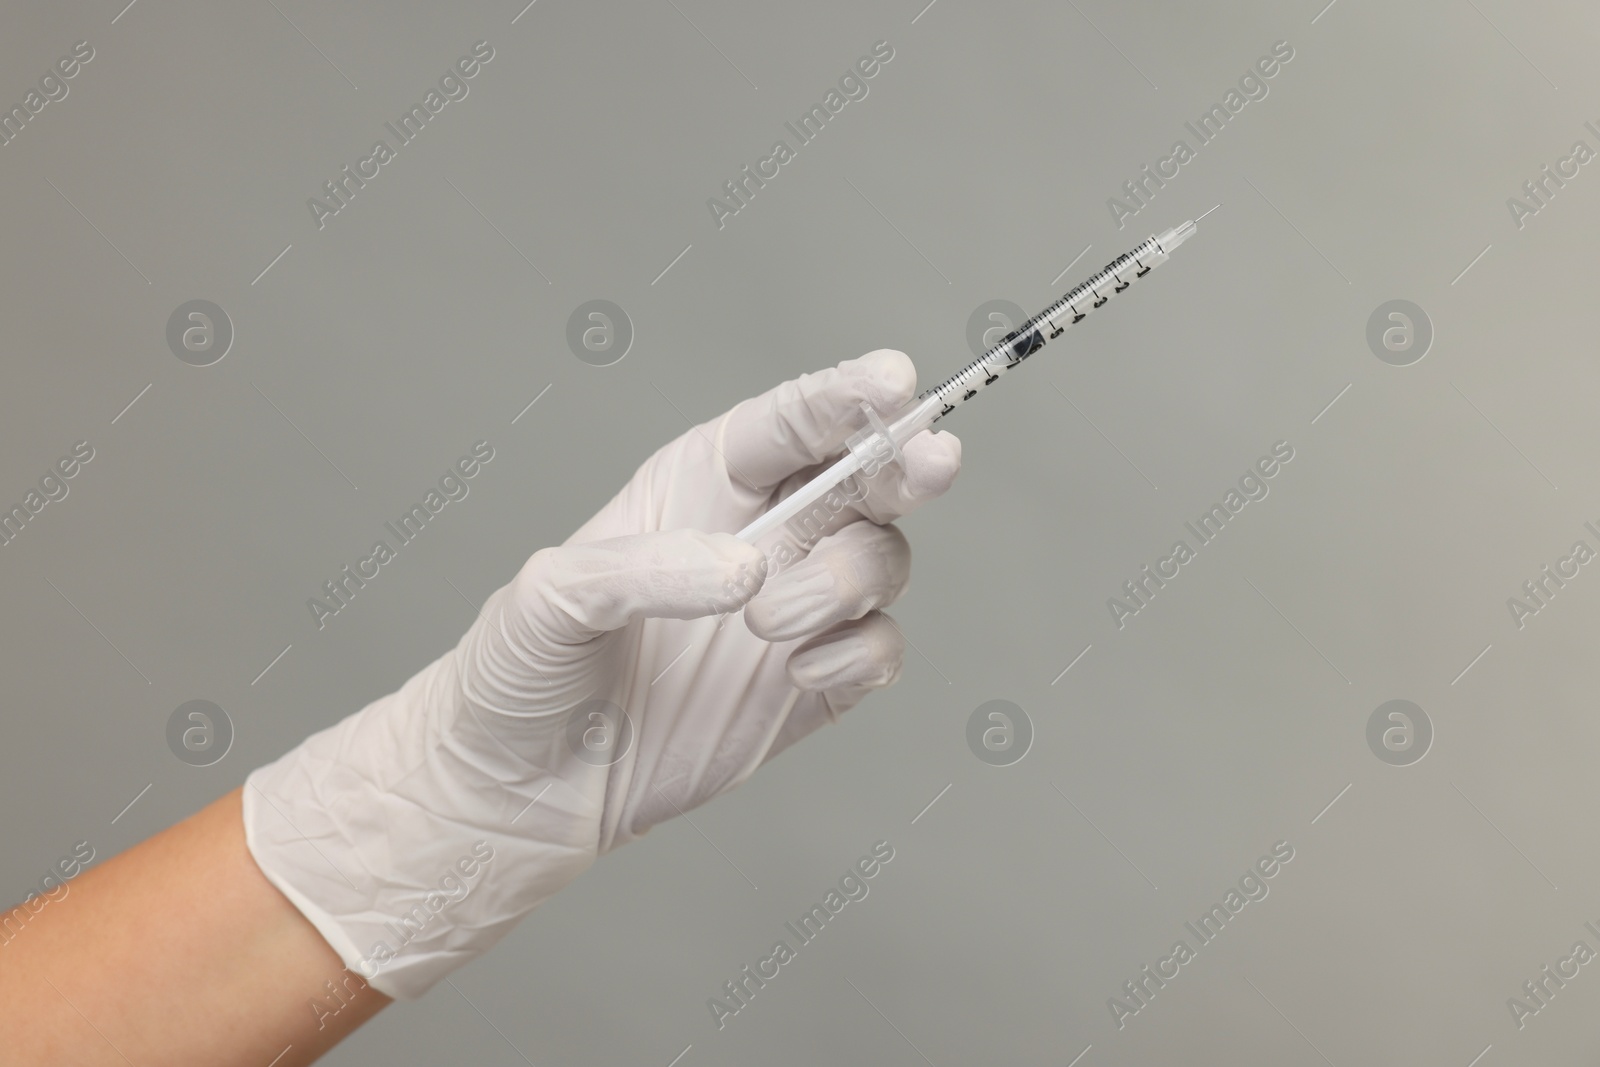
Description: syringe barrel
xmin=907 ymin=226 xmax=1192 ymax=429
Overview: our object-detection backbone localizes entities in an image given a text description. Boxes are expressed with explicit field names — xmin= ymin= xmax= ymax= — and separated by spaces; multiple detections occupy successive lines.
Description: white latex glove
xmin=243 ymin=350 xmax=961 ymax=999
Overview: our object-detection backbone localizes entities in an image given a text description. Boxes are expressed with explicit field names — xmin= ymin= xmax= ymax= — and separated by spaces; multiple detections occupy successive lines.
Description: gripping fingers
xmin=745 ymin=520 xmax=911 ymax=643
xmin=786 ymin=611 xmax=906 ymax=693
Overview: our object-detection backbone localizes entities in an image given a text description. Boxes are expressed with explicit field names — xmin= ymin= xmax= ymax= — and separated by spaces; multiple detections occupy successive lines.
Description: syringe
xmin=736 ymin=221 xmax=1198 ymax=544
xmin=732 ymin=222 xmax=1196 ymax=547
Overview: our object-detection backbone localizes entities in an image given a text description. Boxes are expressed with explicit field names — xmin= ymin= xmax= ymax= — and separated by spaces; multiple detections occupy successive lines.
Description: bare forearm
xmin=0 ymin=788 xmax=389 ymax=1066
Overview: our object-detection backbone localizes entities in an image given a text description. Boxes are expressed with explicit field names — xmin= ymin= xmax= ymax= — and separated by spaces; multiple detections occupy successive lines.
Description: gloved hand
xmin=243 ymin=350 xmax=961 ymax=999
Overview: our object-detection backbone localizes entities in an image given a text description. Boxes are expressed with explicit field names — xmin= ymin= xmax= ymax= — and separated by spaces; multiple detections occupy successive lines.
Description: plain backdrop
xmin=3 ymin=1 xmax=1600 ymax=1064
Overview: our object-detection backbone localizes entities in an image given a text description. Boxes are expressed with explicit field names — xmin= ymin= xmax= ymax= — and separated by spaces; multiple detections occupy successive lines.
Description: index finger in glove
xmin=720 ymin=349 xmax=916 ymax=496
xmin=510 ymin=529 xmax=765 ymax=644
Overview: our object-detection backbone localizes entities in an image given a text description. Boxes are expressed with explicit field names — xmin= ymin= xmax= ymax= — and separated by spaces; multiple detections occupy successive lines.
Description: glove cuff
xmin=240 ymin=651 xmax=601 ymax=999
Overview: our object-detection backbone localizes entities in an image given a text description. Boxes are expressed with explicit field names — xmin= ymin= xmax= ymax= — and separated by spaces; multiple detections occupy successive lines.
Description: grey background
xmin=2 ymin=0 xmax=1597 ymax=1063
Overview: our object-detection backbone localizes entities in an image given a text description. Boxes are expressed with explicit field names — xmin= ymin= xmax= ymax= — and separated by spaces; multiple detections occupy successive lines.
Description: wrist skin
xmin=0 ymin=788 xmax=390 ymax=1067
